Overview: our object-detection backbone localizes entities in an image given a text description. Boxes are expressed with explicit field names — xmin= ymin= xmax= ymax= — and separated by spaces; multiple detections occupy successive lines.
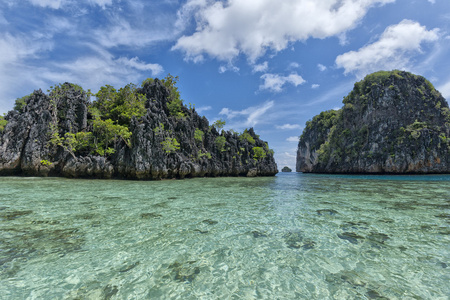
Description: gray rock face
xmin=296 ymin=71 xmax=450 ymax=174
xmin=0 ymin=81 xmax=278 ymax=179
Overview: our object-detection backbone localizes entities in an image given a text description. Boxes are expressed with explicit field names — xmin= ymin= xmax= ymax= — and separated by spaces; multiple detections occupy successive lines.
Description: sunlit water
xmin=0 ymin=173 xmax=449 ymax=299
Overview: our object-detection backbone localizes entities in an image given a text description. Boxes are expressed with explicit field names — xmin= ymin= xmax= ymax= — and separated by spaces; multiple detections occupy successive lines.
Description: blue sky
xmin=1 ymin=0 xmax=449 ymax=170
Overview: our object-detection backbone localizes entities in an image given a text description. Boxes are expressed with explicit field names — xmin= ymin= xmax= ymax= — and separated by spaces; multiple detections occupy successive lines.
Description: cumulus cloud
xmin=317 ymin=64 xmax=327 ymax=71
xmin=336 ymin=20 xmax=439 ymax=77
xmin=252 ymin=61 xmax=268 ymax=73
xmin=311 ymin=84 xmax=320 ymax=89
xmin=218 ymin=63 xmax=239 ymax=73
xmin=173 ymin=0 xmax=394 ymax=62
xmin=286 ymin=136 xmax=299 ymax=142
xmin=288 ymin=62 xmax=300 ymax=69
xmin=196 ymin=105 xmax=212 ymax=114
xmin=276 ymin=124 xmax=302 ymax=130
xmin=259 ymin=73 xmax=305 ymax=92
xmin=219 ymin=100 xmax=274 ymax=127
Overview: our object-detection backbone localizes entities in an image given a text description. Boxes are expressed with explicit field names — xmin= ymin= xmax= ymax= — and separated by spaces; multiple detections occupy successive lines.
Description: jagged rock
xmin=296 ymin=70 xmax=450 ymax=174
xmin=0 ymin=80 xmax=278 ymax=179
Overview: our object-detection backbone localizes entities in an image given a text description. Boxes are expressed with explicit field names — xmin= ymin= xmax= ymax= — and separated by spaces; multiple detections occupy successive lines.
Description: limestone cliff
xmin=297 ymin=70 xmax=450 ymax=174
xmin=0 ymin=79 xmax=277 ymax=179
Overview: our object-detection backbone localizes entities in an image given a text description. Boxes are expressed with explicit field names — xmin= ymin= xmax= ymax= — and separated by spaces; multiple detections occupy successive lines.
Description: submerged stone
xmin=102 ymin=284 xmax=118 ymax=300
xmin=168 ymin=261 xmax=200 ymax=283
xmin=251 ymin=230 xmax=268 ymax=238
xmin=337 ymin=232 xmax=365 ymax=244
xmin=367 ymin=232 xmax=389 ymax=245
xmin=119 ymin=261 xmax=140 ymax=273
xmin=284 ymin=231 xmax=306 ymax=249
xmin=202 ymin=219 xmax=218 ymax=225
xmin=366 ymin=289 xmax=389 ymax=299
xmin=1 ymin=210 xmax=33 ymax=220
xmin=141 ymin=212 xmax=163 ymax=219
xmin=317 ymin=209 xmax=338 ymax=216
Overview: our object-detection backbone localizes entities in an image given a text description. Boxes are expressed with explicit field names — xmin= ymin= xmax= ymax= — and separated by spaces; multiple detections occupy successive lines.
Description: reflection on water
xmin=0 ymin=174 xmax=449 ymax=299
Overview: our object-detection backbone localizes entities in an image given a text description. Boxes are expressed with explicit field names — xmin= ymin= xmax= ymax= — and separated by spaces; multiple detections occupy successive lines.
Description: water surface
xmin=1 ymin=173 xmax=449 ymax=299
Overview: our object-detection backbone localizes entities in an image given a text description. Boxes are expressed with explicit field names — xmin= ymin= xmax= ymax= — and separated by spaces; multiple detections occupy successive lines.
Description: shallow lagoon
xmin=0 ymin=173 xmax=449 ymax=299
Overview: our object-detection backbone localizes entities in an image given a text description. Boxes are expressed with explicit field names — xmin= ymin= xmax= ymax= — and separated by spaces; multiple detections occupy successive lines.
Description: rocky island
xmin=297 ymin=70 xmax=450 ymax=174
xmin=281 ymin=166 xmax=292 ymax=172
xmin=0 ymin=76 xmax=278 ymax=179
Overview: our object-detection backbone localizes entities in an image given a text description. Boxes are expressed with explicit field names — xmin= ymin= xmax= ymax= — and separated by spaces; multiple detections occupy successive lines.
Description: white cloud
xmin=0 ymin=33 xmax=55 ymax=112
xmin=289 ymin=62 xmax=300 ymax=69
xmin=219 ymin=100 xmax=274 ymax=127
xmin=274 ymin=150 xmax=297 ymax=171
xmin=0 ymin=35 xmax=163 ymax=113
xmin=218 ymin=63 xmax=239 ymax=73
xmin=336 ymin=20 xmax=439 ymax=77
xmin=276 ymin=124 xmax=302 ymax=130
xmin=317 ymin=64 xmax=327 ymax=71
xmin=27 ymin=0 xmax=113 ymax=9
xmin=94 ymin=18 xmax=174 ymax=48
xmin=311 ymin=84 xmax=320 ymax=89
xmin=260 ymin=73 xmax=305 ymax=92
xmin=428 ymin=0 xmax=435 ymax=4
xmin=286 ymin=136 xmax=299 ymax=142
xmin=173 ymin=0 xmax=394 ymax=62
xmin=28 ymin=0 xmax=66 ymax=9
xmin=252 ymin=61 xmax=268 ymax=73
xmin=196 ymin=105 xmax=212 ymax=113
xmin=53 ymin=52 xmax=163 ymax=90
xmin=89 ymin=0 xmax=112 ymax=8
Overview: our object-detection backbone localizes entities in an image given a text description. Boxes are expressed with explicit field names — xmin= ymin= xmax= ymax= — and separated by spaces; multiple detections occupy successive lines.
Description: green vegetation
xmin=301 ymin=110 xmax=340 ymax=152
xmin=197 ymin=150 xmax=212 ymax=159
xmin=9 ymin=75 xmax=276 ymax=166
xmin=14 ymin=94 xmax=32 ymax=113
xmin=161 ymin=74 xmax=185 ymax=118
xmin=92 ymin=118 xmax=131 ymax=156
xmin=239 ymin=129 xmax=255 ymax=144
xmin=212 ymin=119 xmax=226 ymax=132
xmin=40 ymin=160 xmax=52 ymax=166
xmin=161 ymin=137 xmax=180 ymax=154
xmin=252 ymin=147 xmax=267 ymax=160
xmin=215 ymin=136 xmax=226 ymax=151
xmin=93 ymin=83 xmax=146 ymax=126
xmin=194 ymin=128 xmax=204 ymax=143
xmin=0 ymin=115 xmax=7 ymax=133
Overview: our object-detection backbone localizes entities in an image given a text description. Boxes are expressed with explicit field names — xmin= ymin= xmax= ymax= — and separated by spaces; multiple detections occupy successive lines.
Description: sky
xmin=1 ymin=0 xmax=450 ymax=170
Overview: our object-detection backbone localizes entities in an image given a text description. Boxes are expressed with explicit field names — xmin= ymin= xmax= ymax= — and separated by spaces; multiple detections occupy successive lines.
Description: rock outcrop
xmin=296 ymin=70 xmax=450 ymax=174
xmin=0 ymin=79 xmax=278 ymax=179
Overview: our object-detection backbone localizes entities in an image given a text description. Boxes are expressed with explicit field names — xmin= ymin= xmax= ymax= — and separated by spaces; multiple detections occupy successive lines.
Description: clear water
xmin=0 ymin=173 xmax=449 ymax=299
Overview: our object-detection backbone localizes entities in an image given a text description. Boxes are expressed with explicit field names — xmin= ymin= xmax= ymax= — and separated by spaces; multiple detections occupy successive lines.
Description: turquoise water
xmin=0 ymin=173 xmax=449 ymax=299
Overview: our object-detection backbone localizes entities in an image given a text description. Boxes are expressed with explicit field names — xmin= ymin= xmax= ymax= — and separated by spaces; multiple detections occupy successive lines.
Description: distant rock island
xmin=0 ymin=76 xmax=278 ymax=179
xmin=281 ymin=166 xmax=292 ymax=172
xmin=297 ymin=70 xmax=450 ymax=174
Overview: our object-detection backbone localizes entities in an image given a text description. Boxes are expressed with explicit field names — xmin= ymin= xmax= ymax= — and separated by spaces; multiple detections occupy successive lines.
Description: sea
xmin=0 ymin=173 xmax=449 ymax=299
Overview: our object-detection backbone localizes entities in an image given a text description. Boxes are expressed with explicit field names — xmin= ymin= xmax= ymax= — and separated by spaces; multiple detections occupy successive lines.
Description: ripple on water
xmin=0 ymin=175 xmax=449 ymax=299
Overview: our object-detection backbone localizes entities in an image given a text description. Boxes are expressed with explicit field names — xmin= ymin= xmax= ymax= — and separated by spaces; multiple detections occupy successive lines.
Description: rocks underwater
xmin=0 ymin=76 xmax=278 ymax=179
xmin=296 ymin=70 xmax=450 ymax=174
